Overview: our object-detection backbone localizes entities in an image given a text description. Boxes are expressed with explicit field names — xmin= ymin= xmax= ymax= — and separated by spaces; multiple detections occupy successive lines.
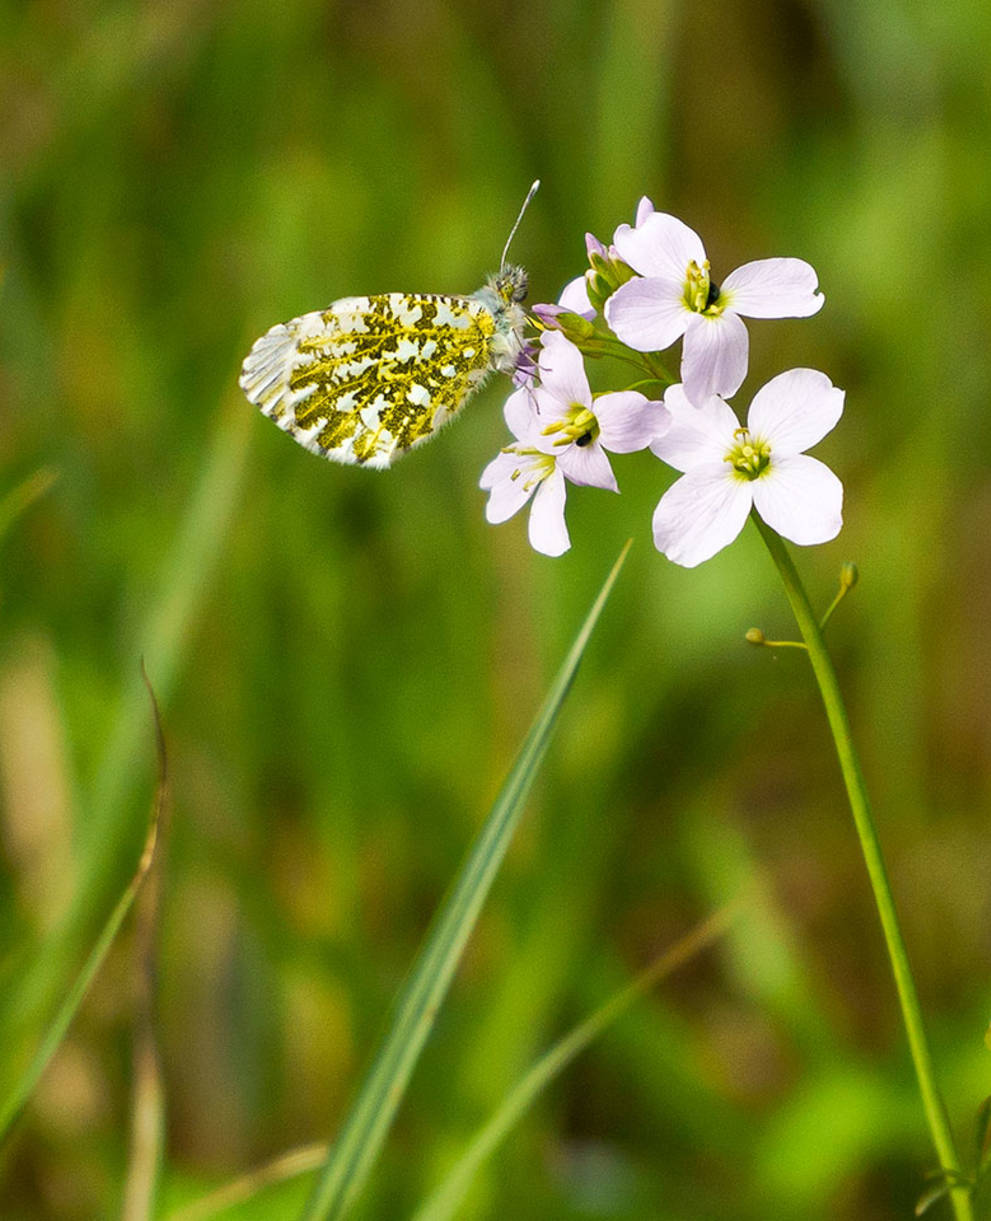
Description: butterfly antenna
xmin=500 ymin=180 xmax=540 ymax=272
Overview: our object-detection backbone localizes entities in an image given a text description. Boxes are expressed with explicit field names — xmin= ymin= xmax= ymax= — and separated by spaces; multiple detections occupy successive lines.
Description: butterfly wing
xmin=239 ymin=292 xmax=500 ymax=468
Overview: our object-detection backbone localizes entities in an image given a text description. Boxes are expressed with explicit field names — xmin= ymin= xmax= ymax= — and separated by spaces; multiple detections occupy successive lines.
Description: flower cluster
xmin=481 ymin=199 xmax=844 ymax=567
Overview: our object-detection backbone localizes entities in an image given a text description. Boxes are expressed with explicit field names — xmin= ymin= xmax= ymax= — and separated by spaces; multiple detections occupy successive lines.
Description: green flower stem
xmin=753 ymin=513 xmax=973 ymax=1221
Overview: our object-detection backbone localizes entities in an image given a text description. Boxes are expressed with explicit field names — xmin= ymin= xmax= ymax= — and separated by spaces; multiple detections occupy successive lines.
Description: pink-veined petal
xmin=482 ymin=453 xmax=537 ymax=523
xmin=752 ymin=454 xmax=843 ymax=545
xmin=604 ymin=277 xmax=690 ymax=353
xmin=503 ymin=387 xmax=537 ymax=439
xmin=556 ymin=440 xmax=618 ymax=491
xmin=681 ymin=311 xmax=749 ymax=403
xmin=650 ymin=385 xmax=740 ymax=472
xmin=652 ymin=465 xmax=753 ymax=568
xmin=537 ymin=331 xmax=591 ymax=406
xmin=746 ymin=368 xmax=844 ymax=456
xmin=557 ymin=275 xmax=595 ymax=318
xmin=593 ymin=392 xmax=668 ymax=454
xmin=720 ymin=258 xmax=825 ymax=319
xmin=528 ymin=469 xmax=570 ymax=556
xmin=634 ymin=196 xmax=655 ymax=227
xmin=612 ymin=212 xmax=706 ymax=280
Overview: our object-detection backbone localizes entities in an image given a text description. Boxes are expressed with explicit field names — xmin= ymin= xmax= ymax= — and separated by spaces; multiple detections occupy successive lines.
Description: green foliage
xmin=302 ymin=543 xmax=629 ymax=1219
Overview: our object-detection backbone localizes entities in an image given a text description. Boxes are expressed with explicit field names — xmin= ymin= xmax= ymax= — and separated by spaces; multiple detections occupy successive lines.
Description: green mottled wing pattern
xmin=239 ymin=292 xmax=500 ymax=469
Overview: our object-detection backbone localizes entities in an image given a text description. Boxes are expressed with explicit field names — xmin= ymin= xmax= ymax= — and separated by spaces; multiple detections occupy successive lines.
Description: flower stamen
xmin=503 ymin=446 xmax=557 ymax=491
xmin=725 ymin=427 xmax=772 ymax=480
xmin=684 ymin=260 xmax=723 ymax=316
xmin=541 ymin=402 xmax=601 ymax=449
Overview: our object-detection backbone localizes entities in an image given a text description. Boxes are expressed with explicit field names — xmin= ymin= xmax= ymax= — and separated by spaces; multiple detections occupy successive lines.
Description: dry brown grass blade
xmin=121 ymin=661 xmax=170 ymax=1221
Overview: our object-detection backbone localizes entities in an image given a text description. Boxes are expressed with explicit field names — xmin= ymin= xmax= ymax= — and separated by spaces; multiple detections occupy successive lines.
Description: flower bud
xmin=585 ymin=232 xmax=607 ymax=259
xmin=533 ymin=308 xmax=597 ymax=344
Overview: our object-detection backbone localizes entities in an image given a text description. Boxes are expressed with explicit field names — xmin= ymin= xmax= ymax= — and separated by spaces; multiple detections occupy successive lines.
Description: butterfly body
xmin=239 ymin=265 xmax=528 ymax=469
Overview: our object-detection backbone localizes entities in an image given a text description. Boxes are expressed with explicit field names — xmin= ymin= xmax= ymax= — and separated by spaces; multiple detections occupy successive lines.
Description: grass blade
xmin=0 ymin=399 xmax=250 ymax=1115
xmin=413 ymin=901 xmax=741 ymax=1221
xmin=165 ymin=1144 xmax=329 ymax=1221
xmin=0 ymin=467 xmax=57 ymax=546
xmin=0 ymin=668 xmax=167 ymax=1146
xmin=164 ymin=899 xmax=738 ymax=1221
xmin=121 ymin=664 xmax=170 ymax=1221
xmin=300 ymin=540 xmax=633 ymax=1221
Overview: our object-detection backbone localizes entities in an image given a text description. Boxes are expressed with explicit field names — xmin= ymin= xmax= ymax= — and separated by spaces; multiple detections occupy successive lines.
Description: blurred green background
xmin=2 ymin=0 xmax=990 ymax=1216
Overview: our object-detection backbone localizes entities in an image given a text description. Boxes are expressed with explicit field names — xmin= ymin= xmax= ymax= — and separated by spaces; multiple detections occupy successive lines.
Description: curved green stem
xmin=754 ymin=514 xmax=973 ymax=1221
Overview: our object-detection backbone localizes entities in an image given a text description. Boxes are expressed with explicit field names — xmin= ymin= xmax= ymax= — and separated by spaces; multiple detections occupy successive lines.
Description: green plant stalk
xmin=754 ymin=513 xmax=972 ymax=1221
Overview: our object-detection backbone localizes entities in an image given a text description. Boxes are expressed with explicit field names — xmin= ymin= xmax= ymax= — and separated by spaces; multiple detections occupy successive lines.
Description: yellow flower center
xmin=684 ymin=259 xmax=724 ymax=316
xmin=541 ymin=402 xmax=600 ymax=448
xmin=725 ymin=428 xmax=771 ymax=480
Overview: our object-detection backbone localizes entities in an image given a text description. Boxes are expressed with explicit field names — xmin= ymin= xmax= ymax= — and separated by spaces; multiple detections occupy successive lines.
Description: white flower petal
xmin=480 ymin=449 xmax=512 ymax=491
xmin=720 ymin=258 xmax=825 ymax=319
xmin=746 ymin=368 xmax=844 ymax=456
xmin=558 ymin=275 xmax=594 ymax=318
xmin=650 ymin=385 xmax=740 ymax=472
xmin=612 ymin=212 xmax=706 ymax=280
xmin=593 ymin=392 xmax=667 ymax=454
xmin=681 ymin=311 xmax=749 ymax=403
xmin=652 ymin=465 xmax=753 ymax=567
xmin=635 ymin=196 xmax=655 ymax=227
xmin=482 ymin=454 xmax=536 ymax=523
xmin=752 ymin=454 xmax=843 ymax=546
xmin=532 ymin=385 xmax=570 ymax=429
xmin=538 ymin=331 xmax=590 ymax=406
xmin=556 ymin=440 xmax=618 ymax=491
xmin=528 ymin=469 xmax=570 ymax=556
xmin=503 ymin=387 xmax=537 ymax=439
xmin=604 ymin=276 xmax=690 ymax=353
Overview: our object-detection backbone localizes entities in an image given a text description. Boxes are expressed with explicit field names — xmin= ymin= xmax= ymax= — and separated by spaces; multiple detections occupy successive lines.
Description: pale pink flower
xmin=605 ymin=213 xmax=824 ymax=404
xmin=651 ymin=369 xmax=844 ymax=567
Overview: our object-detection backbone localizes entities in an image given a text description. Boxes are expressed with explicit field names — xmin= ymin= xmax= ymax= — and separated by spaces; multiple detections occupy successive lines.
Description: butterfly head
xmin=491 ymin=263 xmax=528 ymax=306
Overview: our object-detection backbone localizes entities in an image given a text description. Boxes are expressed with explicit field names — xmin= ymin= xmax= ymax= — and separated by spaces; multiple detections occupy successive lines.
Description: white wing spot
xmin=396 ymin=302 xmax=423 ymax=326
xmin=433 ymin=301 xmax=473 ymax=328
xmin=360 ymin=401 xmax=383 ymax=429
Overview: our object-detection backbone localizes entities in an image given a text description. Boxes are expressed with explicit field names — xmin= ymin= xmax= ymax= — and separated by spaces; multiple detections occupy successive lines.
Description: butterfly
xmin=239 ymin=184 xmax=539 ymax=470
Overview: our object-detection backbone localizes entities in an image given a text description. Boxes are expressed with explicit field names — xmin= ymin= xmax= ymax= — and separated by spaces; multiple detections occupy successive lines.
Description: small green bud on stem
xmin=820 ymin=561 xmax=860 ymax=631
xmin=745 ymin=626 xmax=807 ymax=650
